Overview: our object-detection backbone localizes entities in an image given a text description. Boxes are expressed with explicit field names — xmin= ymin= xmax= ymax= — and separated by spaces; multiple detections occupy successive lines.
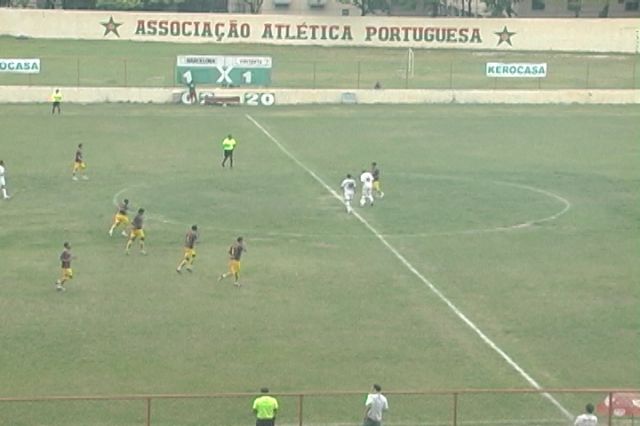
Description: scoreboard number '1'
xmin=244 ymin=92 xmax=276 ymax=106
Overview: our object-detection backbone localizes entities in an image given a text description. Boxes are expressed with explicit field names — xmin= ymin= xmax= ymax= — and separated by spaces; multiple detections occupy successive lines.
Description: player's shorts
xmin=361 ymin=186 xmax=373 ymax=197
xmin=373 ymin=181 xmax=381 ymax=191
xmin=61 ymin=268 xmax=73 ymax=280
xmin=73 ymin=161 xmax=87 ymax=172
xmin=223 ymin=150 xmax=234 ymax=158
xmin=183 ymin=248 xmax=196 ymax=260
xmin=114 ymin=213 xmax=129 ymax=225
xmin=343 ymin=191 xmax=354 ymax=202
xmin=0 ymin=177 xmax=5 ymax=187
xmin=130 ymin=229 xmax=145 ymax=239
xmin=228 ymin=259 xmax=241 ymax=274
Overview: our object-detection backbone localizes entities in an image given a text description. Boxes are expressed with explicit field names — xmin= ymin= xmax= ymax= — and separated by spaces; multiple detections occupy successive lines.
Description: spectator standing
xmin=253 ymin=387 xmax=278 ymax=426
xmin=363 ymin=384 xmax=388 ymax=426
xmin=574 ymin=403 xmax=598 ymax=426
xmin=182 ymin=70 xmax=197 ymax=104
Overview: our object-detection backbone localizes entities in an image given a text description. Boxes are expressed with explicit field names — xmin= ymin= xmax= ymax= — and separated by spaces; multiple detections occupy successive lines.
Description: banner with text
xmin=0 ymin=58 xmax=40 ymax=74
xmin=486 ymin=62 xmax=547 ymax=78
xmin=0 ymin=10 xmax=639 ymax=53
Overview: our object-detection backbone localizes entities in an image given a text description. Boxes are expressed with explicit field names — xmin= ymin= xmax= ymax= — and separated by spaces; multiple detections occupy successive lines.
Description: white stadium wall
xmin=1 ymin=86 xmax=639 ymax=105
xmin=0 ymin=9 xmax=639 ymax=53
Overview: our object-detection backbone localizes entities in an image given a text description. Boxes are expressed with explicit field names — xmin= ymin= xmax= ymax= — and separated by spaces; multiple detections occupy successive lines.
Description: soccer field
xmin=0 ymin=103 xmax=638 ymax=425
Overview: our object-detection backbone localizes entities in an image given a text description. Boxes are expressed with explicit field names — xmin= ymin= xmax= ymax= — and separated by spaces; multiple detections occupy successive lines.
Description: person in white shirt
xmin=0 ymin=160 xmax=10 ymax=199
xmin=363 ymin=384 xmax=388 ymax=426
xmin=340 ymin=173 xmax=357 ymax=214
xmin=574 ymin=403 xmax=598 ymax=426
xmin=359 ymin=170 xmax=374 ymax=207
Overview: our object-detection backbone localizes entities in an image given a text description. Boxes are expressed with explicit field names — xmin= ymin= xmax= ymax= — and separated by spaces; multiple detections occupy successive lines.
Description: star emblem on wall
xmin=101 ymin=16 xmax=122 ymax=37
xmin=494 ymin=26 xmax=516 ymax=46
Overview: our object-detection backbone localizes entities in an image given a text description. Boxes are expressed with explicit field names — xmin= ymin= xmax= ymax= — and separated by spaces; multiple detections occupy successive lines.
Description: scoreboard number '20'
xmin=244 ymin=92 xmax=276 ymax=106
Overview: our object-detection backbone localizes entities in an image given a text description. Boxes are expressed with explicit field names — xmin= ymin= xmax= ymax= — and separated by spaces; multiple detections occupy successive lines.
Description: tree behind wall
xmin=484 ymin=0 xmax=519 ymax=16
xmin=338 ymin=0 xmax=390 ymax=16
xmin=242 ymin=0 xmax=263 ymax=12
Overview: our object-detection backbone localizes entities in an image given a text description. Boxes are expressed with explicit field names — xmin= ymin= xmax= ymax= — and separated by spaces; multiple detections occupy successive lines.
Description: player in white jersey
xmin=574 ymin=403 xmax=598 ymax=426
xmin=0 ymin=160 xmax=10 ymax=200
xmin=340 ymin=174 xmax=357 ymax=214
xmin=363 ymin=384 xmax=389 ymax=426
xmin=359 ymin=170 xmax=374 ymax=207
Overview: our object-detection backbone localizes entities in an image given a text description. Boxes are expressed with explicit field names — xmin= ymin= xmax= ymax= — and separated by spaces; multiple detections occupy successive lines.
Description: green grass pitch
xmin=0 ymin=102 xmax=638 ymax=425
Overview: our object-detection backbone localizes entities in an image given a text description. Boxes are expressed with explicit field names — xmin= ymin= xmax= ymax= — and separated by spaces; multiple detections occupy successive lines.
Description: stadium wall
xmin=0 ymin=9 xmax=639 ymax=53
xmin=1 ymin=86 xmax=639 ymax=104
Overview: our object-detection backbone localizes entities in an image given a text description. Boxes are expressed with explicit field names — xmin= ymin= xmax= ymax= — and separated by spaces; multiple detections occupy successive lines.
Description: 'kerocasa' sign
xmin=0 ymin=58 xmax=40 ymax=73
xmin=486 ymin=62 xmax=547 ymax=78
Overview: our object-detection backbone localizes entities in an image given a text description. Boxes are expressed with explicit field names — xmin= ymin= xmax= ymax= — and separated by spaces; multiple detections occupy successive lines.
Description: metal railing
xmin=1 ymin=388 xmax=638 ymax=426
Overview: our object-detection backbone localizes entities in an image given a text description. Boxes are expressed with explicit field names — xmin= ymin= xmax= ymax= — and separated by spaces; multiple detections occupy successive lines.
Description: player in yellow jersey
xmin=125 ymin=208 xmax=146 ymax=255
xmin=176 ymin=225 xmax=198 ymax=273
xmin=72 ymin=143 xmax=88 ymax=181
xmin=218 ymin=236 xmax=246 ymax=286
xmin=54 ymin=242 xmax=74 ymax=292
xmin=109 ymin=198 xmax=130 ymax=237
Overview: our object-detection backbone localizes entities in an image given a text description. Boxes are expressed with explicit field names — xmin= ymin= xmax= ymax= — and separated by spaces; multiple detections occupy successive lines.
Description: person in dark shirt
xmin=177 ymin=225 xmax=198 ymax=273
xmin=371 ymin=162 xmax=384 ymax=198
xmin=55 ymin=242 xmax=74 ymax=291
xmin=109 ymin=199 xmax=130 ymax=237
xmin=125 ymin=208 xmax=146 ymax=255
xmin=218 ymin=236 xmax=246 ymax=286
xmin=72 ymin=143 xmax=88 ymax=181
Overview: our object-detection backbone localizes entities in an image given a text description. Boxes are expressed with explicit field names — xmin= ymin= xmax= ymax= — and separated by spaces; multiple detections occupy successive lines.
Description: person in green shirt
xmin=252 ymin=387 xmax=278 ymax=426
xmin=51 ymin=88 xmax=62 ymax=115
xmin=221 ymin=134 xmax=237 ymax=168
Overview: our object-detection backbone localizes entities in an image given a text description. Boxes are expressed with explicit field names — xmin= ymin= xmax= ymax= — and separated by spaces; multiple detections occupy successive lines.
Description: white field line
xmin=380 ymin=173 xmax=571 ymax=238
xmin=246 ymin=114 xmax=574 ymax=421
xmin=112 ymin=186 xmax=182 ymax=225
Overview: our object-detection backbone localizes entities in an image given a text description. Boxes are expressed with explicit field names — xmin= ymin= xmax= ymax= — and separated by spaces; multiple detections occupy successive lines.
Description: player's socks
xmin=1 ymin=189 xmax=7 ymax=198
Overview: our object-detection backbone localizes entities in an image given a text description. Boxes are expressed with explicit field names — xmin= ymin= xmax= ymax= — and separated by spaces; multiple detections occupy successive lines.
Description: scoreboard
xmin=176 ymin=55 xmax=272 ymax=86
